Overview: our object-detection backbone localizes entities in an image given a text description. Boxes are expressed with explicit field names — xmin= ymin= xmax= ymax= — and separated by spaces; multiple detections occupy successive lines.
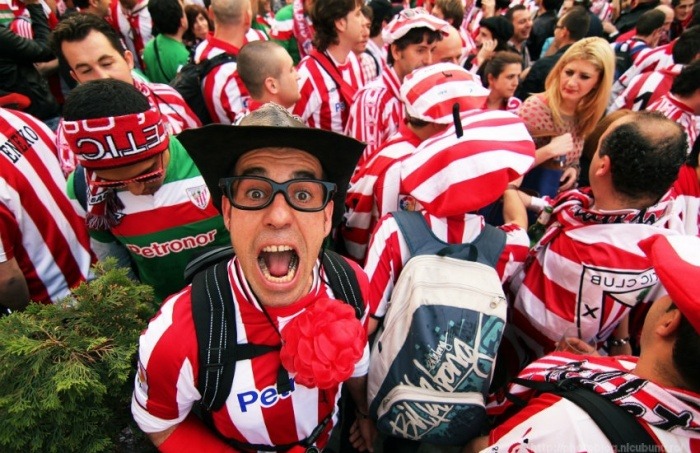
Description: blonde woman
xmin=518 ymin=36 xmax=614 ymax=197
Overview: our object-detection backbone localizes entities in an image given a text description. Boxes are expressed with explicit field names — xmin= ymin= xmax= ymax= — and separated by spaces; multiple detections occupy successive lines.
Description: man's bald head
xmin=433 ymin=26 xmax=462 ymax=64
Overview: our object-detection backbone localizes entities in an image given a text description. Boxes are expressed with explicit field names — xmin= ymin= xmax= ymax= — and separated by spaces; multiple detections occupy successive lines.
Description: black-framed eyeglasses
xmin=219 ymin=176 xmax=337 ymax=212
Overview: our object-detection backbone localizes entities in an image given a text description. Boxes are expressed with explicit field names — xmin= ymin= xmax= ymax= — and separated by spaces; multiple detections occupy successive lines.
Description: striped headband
xmin=400 ymin=63 xmax=489 ymax=124
xmin=63 ymin=106 xmax=168 ymax=170
xmin=382 ymin=7 xmax=450 ymax=45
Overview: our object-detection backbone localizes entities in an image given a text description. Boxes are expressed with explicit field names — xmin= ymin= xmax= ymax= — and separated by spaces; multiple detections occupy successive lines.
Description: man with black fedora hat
xmin=132 ymin=104 xmax=377 ymax=452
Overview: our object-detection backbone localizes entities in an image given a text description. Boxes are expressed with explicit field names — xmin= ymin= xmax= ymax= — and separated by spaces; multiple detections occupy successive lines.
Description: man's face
xmin=392 ymin=35 xmax=437 ymax=81
xmin=92 ymin=0 xmax=111 ymax=18
xmin=337 ymin=5 xmax=365 ymax=47
xmin=273 ymin=49 xmax=301 ymax=108
xmin=222 ymin=148 xmax=333 ymax=308
xmin=433 ymin=29 xmax=463 ymax=64
xmin=63 ymin=30 xmax=134 ymax=84
xmin=92 ymin=152 xmax=167 ymax=196
xmin=674 ymin=0 xmax=693 ymax=22
xmin=511 ymin=10 xmax=532 ymax=43
xmin=352 ymin=13 xmax=371 ymax=54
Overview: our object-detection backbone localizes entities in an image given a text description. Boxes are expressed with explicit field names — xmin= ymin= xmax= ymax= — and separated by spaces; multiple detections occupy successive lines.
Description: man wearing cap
xmin=341 ymin=63 xmax=524 ymax=264
xmin=63 ymin=79 xmax=229 ymax=302
xmin=50 ymin=13 xmax=201 ymax=176
xmin=465 ymin=234 xmax=700 ymax=453
xmin=504 ymin=111 xmax=687 ymax=377
xmin=292 ymin=0 xmax=367 ymax=133
xmin=361 ymin=64 xmax=535 ymax=334
xmin=132 ymin=104 xmax=376 ymax=452
xmin=345 ymin=8 xmax=450 ymax=167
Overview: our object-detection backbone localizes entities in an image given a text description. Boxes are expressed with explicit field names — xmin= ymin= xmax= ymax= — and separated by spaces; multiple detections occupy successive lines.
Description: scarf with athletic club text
xmin=292 ymin=0 xmax=314 ymax=58
xmin=489 ymin=353 xmax=700 ymax=440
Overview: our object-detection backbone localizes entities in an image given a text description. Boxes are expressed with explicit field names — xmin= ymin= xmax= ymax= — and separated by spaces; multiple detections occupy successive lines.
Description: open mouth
xmin=258 ymin=245 xmax=299 ymax=283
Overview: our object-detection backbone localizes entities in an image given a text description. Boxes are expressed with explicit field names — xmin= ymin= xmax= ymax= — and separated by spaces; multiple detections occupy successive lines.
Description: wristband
xmin=608 ymin=336 xmax=630 ymax=347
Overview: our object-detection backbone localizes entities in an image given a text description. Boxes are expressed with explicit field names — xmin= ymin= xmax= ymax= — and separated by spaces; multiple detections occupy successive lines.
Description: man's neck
xmin=591 ymin=189 xmax=656 ymax=211
xmin=214 ymin=25 xmax=246 ymax=49
xmin=326 ymin=42 xmax=351 ymax=65
xmin=165 ymin=31 xmax=184 ymax=43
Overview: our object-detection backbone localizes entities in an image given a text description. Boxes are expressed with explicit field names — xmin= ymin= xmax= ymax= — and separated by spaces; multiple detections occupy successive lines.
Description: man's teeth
xmin=259 ymin=245 xmax=298 ymax=282
xmin=262 ymin=245 xmax=293 ymax=252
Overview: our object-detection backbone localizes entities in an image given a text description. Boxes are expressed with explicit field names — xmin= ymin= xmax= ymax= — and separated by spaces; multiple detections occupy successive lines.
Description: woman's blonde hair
xmin=544 ymin=37 xmax=615 ymax=139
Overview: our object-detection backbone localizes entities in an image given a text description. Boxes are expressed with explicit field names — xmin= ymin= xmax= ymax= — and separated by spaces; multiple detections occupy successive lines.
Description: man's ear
xmin=656 ymin=308 xmax=683 ymax=339
xmin=335 ymin=17 xmax=347 ymax=34
xmin=221 ymin=197 xmax=232 ymax=231
xmin=124 ymin=50 xmax=135 ymax=70
xmin=323 ymin=200 xmax=333 ymax=237
xmin=594 ymin=153 xmax=611 ymax=177
xmin=264 ymin=76 xmax=278 ymax=94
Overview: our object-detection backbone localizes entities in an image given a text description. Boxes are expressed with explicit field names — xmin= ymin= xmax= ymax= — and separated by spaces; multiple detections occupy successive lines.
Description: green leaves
xmin=0 ymin=260 xmax=159 ymax=452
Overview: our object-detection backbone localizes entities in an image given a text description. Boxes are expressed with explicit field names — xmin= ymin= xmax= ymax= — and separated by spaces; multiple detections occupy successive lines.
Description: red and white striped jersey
xmin=132 ymin=257 xmax=370 ymax=448
xmin=245 ymin=27 xmax=268 ymax=43
xmin=364 ymin=213 xmax=528 ymax=318
xmin=292 ymin=51 xmax=364 ymax=133
xmin=109 ymin=0 xmax=152 ymax=70
xmin=55 ymin=78 xmax=202 ymax=176
xmin=484 ymin=353 xmax=700 ymax=453
xmin=648 ymin=93 xmax=698 ymax=151
xmin=344 ymin=66 xmax=403 ymax=166
xmin=670 ymin=165 xmax=700 ymax=236
xmin=0 ymin=108 xmax=93 ymax=305
xmin=341 ymin=125 xmax=422 ymax=264
xmin=193 ymin=35 xmax=249 ymax=124
xmin=609 ymin=64 xmax=681 ymax=113
xmin=507 ymin=189 xmax=681 ymax=367
xmin=364 ymin=39 xmax=387 ymax=76
xmin=611 ymin=41 xmax=675 ymax=102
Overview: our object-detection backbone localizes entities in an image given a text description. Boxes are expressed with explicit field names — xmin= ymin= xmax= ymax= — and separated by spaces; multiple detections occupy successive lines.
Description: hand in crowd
xmin=559 ymin=166 xmax=578 ymax=192
xmin=349 ymin=416 xmax=377 ymax=452
xmin=476 ymin=39 xmax=498 ymax=67
xmin=549 ymin=132 xmax=574 ymax=159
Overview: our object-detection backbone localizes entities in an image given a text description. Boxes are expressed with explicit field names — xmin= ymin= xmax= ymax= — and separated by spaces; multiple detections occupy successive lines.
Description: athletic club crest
xmin=186 ymin=185 xmax=210 ymax=210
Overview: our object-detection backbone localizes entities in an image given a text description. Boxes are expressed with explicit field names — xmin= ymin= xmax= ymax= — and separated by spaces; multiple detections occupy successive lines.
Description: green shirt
xmin=143 ymin=34 xmax=190 ymax=84
xmin=68 ymin=137 xmax=229 ymax=301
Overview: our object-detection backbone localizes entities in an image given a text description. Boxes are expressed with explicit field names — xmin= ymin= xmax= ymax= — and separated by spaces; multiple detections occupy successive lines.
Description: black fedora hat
xmin=177 ymin=112 xmax=365 ymax=226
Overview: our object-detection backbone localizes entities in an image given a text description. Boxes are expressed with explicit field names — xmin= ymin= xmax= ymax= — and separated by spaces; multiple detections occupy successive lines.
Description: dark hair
xmin=183 ymin=4 xmax=213 ymax=44
xmin=599 ymin=111 xmax=686 ymax=202
xmin=670 ymin=60 xmax=700 ymax=97
xmin=311 ymin=0 xmax=363 ymax=52
xmin=505 ymin=4 xmax=527 ymax=21
xmin=368 ymin=0 xmax=397 ymax=37
xmin=688 ymin=130 xmax=700 ymax=167
xmin=387 ymin=27 xmax=443 ymax=65
xmin=542 ymin=0 xmax=563 ymax=11
xmin=689 ymin=3 xmax=700 ymax=28
xmin=238 ymin=41 xmax=285 ymax=98
xmin=50 ymin=13 xmax=126 ymax=68
xmin=562 ymin=6 xmax=590 ymax=41
xmin=63 ymin=79 xmax=150 ymax=120
xmin=148 ymin=0 xmax=184 ymax=36
xmin=636 ymin=9 xmax=666 ymax=36
xmin=671 ymin=307 xmax=700 ymax=393
xmin=435 ymin=0 xmax=464 ymax=28
xmin=482 ymin=51 xmax=522 ymax=87
xmin=672 ymin=25 xmax=700 ymax=65
xmin=73 ymin=0 xmax=90 ymax=9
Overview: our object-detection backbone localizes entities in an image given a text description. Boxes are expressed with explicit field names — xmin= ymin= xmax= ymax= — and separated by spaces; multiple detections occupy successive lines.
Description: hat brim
xmin=177 ymin=124 xmax=365 ymax=226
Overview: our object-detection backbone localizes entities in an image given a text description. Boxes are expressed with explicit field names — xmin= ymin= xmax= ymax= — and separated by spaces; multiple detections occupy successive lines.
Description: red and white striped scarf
xmin=292 ymin=0 xmax=314 ymax=59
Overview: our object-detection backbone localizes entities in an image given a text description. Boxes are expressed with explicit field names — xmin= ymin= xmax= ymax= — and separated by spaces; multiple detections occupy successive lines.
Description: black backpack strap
xmin=201 ymin=52 xmax=237 ymax=78
xmin=321 ymin=249 xmax=363 ymax=320
xmin=511 ymin=378 xmax=658 ymax=450
xmin=184 ymin=245 xmax=234 ymax=284
xmin=191 ymin=262 xmax=237 ymax=411
xmin=73 ymin=165 xmax=88 ymax=211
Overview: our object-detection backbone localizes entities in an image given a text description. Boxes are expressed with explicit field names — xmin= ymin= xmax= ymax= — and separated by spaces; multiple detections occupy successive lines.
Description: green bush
xmin=0 ymin=260 xmax=160 ymax=452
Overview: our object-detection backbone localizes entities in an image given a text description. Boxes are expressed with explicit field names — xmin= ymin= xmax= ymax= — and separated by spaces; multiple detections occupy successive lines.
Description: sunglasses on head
xmin=91 ymin=153 xmax=165 ymax=189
